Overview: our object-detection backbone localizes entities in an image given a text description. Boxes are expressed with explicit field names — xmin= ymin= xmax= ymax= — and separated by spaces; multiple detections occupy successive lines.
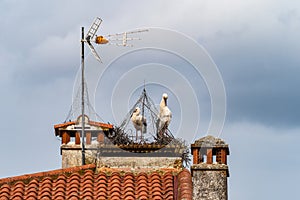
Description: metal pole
xmin=81 ymin=27 xmax=86 ymax=165
xmin=141 ymin=87 xmax=146 ymax=142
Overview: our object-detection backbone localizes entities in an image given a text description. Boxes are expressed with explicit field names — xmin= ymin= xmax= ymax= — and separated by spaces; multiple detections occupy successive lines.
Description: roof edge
xmin=0 ymin=164 xmax=96 ymax=185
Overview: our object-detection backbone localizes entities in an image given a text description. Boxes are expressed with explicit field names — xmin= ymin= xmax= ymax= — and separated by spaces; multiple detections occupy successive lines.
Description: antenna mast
xmin=78 ymin=17 xmax=148 ymax=165
xmin=81 ymin=27 xmax=86 ymax=165
xmin=79 ymin=17 xmax=102 ymax=166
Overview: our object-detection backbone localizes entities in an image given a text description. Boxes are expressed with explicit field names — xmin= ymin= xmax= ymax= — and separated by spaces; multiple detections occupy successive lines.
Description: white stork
xmin=131 ymin=107 xmax=147 ymax=140
xmin=157 ymin=93 xmax=172 ymax=136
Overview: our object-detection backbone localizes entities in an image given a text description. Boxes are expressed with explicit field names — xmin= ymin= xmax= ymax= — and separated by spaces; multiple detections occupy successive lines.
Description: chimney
xmin=191 ymin=135 xmax=230 ymax=200
xmin=54 ymin=115 xmax=185 ymax=170
xmin=54 ymin=115 xmax=113 ymax=168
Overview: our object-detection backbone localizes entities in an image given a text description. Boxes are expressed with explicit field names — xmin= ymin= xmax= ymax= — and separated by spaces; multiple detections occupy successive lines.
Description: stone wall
xmin=61 ymin=143 xmax=182 ymax=169
xmin=97 ymin=157 xmax=182 ymax=169
xmin=192 ymin=163 xmax=228 ymax=200
xmin=62 ymin=149 xmax=80 ymax=168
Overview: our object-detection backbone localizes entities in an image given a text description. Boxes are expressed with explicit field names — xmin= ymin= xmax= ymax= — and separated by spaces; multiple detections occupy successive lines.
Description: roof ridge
xmin=0 ymin=164 xmax=96 ymax=185
xmin=95 ymin=167 xmax=182 ymax=176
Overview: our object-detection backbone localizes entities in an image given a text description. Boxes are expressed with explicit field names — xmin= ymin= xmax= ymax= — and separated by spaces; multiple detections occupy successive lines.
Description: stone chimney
xmin=54 ymin=115 xmax=185 ymax=170
xmin=191 ymin=135 xmax=230 ymax=200
xmin=54 ymin=115 xmax=114 ymax=168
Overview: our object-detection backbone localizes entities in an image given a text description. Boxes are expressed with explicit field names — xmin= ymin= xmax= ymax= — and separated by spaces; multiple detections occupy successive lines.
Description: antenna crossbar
xmin=86 ymin=17 xmax=102 ymax=40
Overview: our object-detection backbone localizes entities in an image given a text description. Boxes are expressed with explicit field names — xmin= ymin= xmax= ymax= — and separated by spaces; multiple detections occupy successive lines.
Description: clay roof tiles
xmin=0 ymin=164 xmax=192 ymax=200
xmin=54 ymin=120 xmax=113 ymax=130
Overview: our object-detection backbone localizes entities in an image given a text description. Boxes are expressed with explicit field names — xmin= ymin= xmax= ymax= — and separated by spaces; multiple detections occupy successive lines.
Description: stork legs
xmin=135 ymin=131 xmax=144 ymax=142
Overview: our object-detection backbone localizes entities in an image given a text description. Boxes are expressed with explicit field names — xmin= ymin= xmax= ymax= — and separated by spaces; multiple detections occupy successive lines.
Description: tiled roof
xmin=54 ymin=120 xmax=113 ymax=137
xmin=53 ymin=121 xmax=76 ymax=129
xmin=0 ymin=164 xmax=192 ymax=200
xmin=54 ymin=120 xmax=113 ymax=130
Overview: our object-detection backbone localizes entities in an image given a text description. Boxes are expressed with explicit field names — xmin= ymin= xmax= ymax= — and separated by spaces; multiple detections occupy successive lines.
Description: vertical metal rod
xmin=141 ymin=86 xmax=146 ymax=142
xmin=81 ymin=27 xmax=86 ymax=165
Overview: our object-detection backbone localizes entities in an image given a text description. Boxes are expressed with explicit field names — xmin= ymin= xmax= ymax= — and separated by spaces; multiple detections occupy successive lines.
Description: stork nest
xmin=103 ymin=126 xmax=175 ymax=152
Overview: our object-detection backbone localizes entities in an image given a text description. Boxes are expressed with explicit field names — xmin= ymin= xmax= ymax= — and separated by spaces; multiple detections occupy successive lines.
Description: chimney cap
xmin=191 ymin=135 xmax=228 ymax=149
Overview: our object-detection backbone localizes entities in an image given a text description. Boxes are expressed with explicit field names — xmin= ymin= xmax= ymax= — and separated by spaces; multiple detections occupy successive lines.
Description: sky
xmin=1 ymin=0 xmax=300 ymax=199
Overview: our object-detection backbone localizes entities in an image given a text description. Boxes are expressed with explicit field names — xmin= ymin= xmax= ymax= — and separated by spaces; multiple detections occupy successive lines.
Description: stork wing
xmin=87 ymin=43 xmax=102 ymax=63
xmin=85 ymin=17 xmax=102 ymax=40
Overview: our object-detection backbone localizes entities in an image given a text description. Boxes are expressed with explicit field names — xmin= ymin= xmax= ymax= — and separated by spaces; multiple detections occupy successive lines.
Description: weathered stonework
xmin=61 ymin=143 xmax=183 ymax=169
xmin=193 ymin=135 xmax=228 ymax=148
xmin=61 ymin=147 xmax=81 ymax=168
xmin=192 ymin=163 xmax=228 ymax=200
xmin=97 ymin=157 xmax=182 ymax=169
xmin=191 ymin=136 xmax=229 ymax=200
xmin=61 ymin=144 xmax=98 ymax=168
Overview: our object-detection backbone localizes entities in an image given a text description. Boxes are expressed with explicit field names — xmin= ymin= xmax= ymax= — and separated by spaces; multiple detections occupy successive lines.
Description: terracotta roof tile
xmin=0 ymin=164 xmax=193 ymax=200
xmin=177 ymin=169 xmax=193 ymax=200
xmin=54 ymin=121 xmax=76 ymax=129
xmin=11 ymin=197 xmax=23 ymax=200
xmin=0 ymin=184 xmax=10 ymax=200
xmin=88 ymin=121 xmax=114 ymax=129
xmin=54 ymin=121 xmax=113 ymax=130
xmin=54 ymin=197 xmax=65 ymax=200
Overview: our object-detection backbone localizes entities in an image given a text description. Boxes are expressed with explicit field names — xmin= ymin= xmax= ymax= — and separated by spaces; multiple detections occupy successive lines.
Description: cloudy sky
xmin=1 ymin=0 xmax=300 ymax=199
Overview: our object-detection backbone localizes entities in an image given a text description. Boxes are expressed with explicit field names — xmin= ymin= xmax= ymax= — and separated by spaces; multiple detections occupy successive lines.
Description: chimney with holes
xmin=191 ymin=135 xmax=230 ymax=200
xmin=54 ymin=115 xmax=114 ymax=168
xmin=54 ymin=115 xmax=186 ymax=170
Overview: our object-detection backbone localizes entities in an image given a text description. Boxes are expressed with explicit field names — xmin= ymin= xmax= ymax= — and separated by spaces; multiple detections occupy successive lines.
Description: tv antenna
xmin=80 ymin=17 xmax=148 ymax=165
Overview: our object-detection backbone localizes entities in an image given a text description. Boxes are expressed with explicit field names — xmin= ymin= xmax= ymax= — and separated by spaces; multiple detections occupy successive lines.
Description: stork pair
xmin=131 ymin=93 xmax=172 ymax=141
